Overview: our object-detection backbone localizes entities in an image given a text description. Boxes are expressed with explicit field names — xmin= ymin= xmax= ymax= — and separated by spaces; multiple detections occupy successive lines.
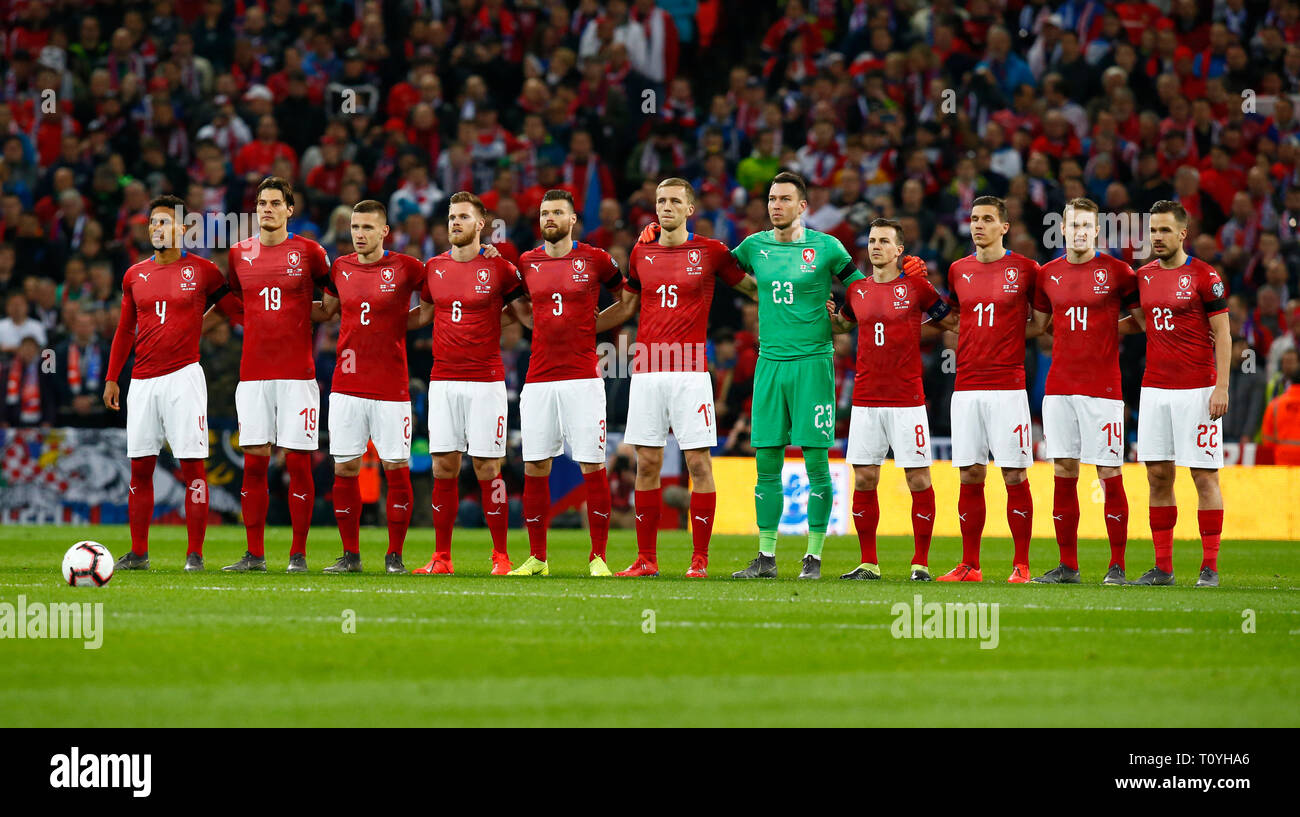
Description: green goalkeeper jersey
xmin=732 ymin=229 xmax=864 ymax=360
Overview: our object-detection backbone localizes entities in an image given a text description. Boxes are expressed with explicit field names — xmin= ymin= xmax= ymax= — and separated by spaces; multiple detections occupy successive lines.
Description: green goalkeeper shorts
xmin=750 ymin=354 xmax=836 ymax=449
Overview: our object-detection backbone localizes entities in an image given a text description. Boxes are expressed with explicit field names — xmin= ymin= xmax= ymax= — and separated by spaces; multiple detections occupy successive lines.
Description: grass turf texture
xmin=1 ymin=524 xmax=1296 ymax=727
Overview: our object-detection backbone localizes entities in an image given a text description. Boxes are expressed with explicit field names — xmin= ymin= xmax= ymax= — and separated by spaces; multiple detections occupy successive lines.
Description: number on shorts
xmin=299 ymin=407 xmax=317 ymax=433
xmin=552 ymin=292 xmax=563 ymax=315
xmin=155 ymin=300 xmax=167 ymax=324
xmin=1151 ymin=307 xmax=1174 ymax=331
xmin=1013 ymin=423 xmax=1029 ymax=448
xmin=496 ymin=415 xmax=505 ymax=440
xmin=403 ymin=415 xmax=411 ymax=441
xmin=360 ymin=301 xmax=371 ymax=325
xmin=451 ymin=300 xmax=462 ymax=322
xmin=698 ymin=402 xmax=712 ymax=428
xmin=915 ymin=424 xmax=926 ymax=448
xmin=260 ymin=286 xmax=281 ymax=311
xmin=1103 ymin=421 xmax=1121 ymax=447
xmin=598 ymin=418 xmax=606 ymax=444
xmin=814 ymin=403 xmax=833 ymax=429
xmin=1197 ymin=423 xmax=1218 ymax=449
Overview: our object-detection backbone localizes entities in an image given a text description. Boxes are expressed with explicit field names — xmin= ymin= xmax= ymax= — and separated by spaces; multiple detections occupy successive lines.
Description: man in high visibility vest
xmin=1260 ymin=374 xmax=1300 ymax=465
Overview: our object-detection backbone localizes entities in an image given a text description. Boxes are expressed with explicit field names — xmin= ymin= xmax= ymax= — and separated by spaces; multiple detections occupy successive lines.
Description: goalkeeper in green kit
xmin=729 ymin=172 xmax=875 ymax=579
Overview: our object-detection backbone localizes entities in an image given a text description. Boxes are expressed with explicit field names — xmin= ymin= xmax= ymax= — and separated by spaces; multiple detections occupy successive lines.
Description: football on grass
xmin=61 ymin=541 xmax=114 ymax=587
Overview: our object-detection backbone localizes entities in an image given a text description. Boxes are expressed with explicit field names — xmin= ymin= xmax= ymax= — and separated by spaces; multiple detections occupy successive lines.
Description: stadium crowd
xmin=2 ymin=0 xmax=1299 ymax=464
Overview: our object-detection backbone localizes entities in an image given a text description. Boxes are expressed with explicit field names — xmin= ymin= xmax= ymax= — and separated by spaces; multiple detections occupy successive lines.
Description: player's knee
xmin=1146 ymin=462 xmax=1174 ymax=488
xmin=1096 ymin=465 xmax=1122 ymax=481
xmin=1002 ymin=467 xmax=1027 ymax=486
xmin=1053 ymin=459 xmax=1080 ymax=479
xmin=636 ymin=447 xmax=663 ymax=478
xmin=904 ymin=468 xmax=931 ymax=492
xmin=1190 ymin=468 xmax=1219 ymax=496
xmin=432 ymin=453 xmax=461 ymax=479
xmin=959 ymin=464 xmax=986 ymax=484
xmin=470 ymin=457 xmax=501 ymax=480
xmin=334 ymin=458 xmax=361 ymax=477
xmin=684 ymin=452 xmax=711 ymax=483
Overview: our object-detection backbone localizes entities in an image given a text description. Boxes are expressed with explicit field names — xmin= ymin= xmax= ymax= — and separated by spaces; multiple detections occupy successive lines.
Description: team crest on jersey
xmin=573 ymin=259 xmax=586 ymax=273
xmin=1212 ymin=281 xmax=1225 ymax=297
xmin=1093 ymin=269 xmax=1107 ymax=285
xmin=287 ymin=250 xmax=301 ymax=267
xmin=688 ymin=249 xmax=702 ymax=267
xmin=893 ymin=284 xmax=908 ymax=300
xmin=1178 ymin=274 xmax=1191 ymax=291
xmin=380 ymin=267 xmax=395 ymax=283
xmin=477 ymin=268 xmax=490 ymax=283
xmin=802 ymin=248 xmax=816 ymax=265
xmin=1004 ymin=267 xmax=1018 ymax=284
xmin=181 ymin=266 xmax=195 ymax=281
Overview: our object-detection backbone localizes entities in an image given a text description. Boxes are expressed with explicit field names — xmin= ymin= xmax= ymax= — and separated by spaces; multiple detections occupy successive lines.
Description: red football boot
xmin=685 ymin=555 xmax=708 ymax=578
xmin=936 ymin=563 xmax=983 ymax=582
xmin=616 ymin=557 xmax=660 ymax=577
xmin=490 ymin=552 xmax=512 ymax=576
xmin=413 ymin=555 xmax=454 ymax=575
xmin=1007 ymin=564 xmax=1032 ymax=583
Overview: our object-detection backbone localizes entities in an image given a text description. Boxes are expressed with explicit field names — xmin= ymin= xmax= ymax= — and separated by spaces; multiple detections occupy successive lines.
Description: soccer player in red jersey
xmin=312 ymin=200 xmax=424 ymax=575
xmin=221 ymin=177 xmax=331 ymax=573
xmin=938 ymin=196 xmax=1044 ymax=583
xmin=1132 ymin=200 xmax=1231 ymax=587
xmin=103 ymin=195 xmax=241 ymax=572
xmin=828 ymin=218 xmax=958 ymax=581
xmin=1030 ymin=198 xmax=1141 ymax=585
xmin=508 ymin=189 xmax=626 ymax=577
xmin=408 ymin=192 xmax=527 ymax=576
xmin=596 ymin=178 xmax=756 ymax=578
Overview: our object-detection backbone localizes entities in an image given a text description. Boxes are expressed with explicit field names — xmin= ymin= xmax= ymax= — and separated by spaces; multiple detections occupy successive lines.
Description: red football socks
xmin=241 ymin=453 xmax=269 ymax=558
xmin=285 ymin=450 xmax=314 ymax=557
xmin=1150 ymin=505 xmax=1177 ymax=573
xmin=385 ymin=466 xmax=412 ymax=555
xmin=480 ymin=476 xmax=509 ymax=557
xmin=128 ymin=455 xmax=156 ymax=556
xmin=689 ymin=491 xmax=716 ymax=561
xmin=432 ymin=476 xmax=458 ymax=560
xmin=1199 ymin=508 xmax=1223 ymax=572
xmin=911 ymin=485 xmax=936 ymax=566
xmin=333 ymin=474 xmax=361 ymax=554
xmin=584 ymin=468 xmax=611 ymax=561
xmin=852 ymin=488 xmax=879 ymax=564
xmin=523 ymin=474 xmax=549 ymax=561
xmin=1053 ymin=476 xmax=1080 ymax=570
xmin=1006 ymin=480 xmax=1033 ymax=566
xmin=1102 ymin=474 xmax=1128 ymax=569
xmin=635 ymin=487 xmax=662 ymax=563
xmin=958 ymin=483 xmax=986 ymax=569
xmin=179 ymin=458 xmax=208 ymax=556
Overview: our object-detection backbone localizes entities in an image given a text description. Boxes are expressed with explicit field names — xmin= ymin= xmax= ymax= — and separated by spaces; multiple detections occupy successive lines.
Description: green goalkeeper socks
xmin=806 ymin=531 xmax=826 ymax=559
xmin=755 ymin=447 xmax=784 ymax=554
xmin=758 ymin=530 xmax=778 ymax=557
xmin=804 ymin=447 xmax=831 ymax=534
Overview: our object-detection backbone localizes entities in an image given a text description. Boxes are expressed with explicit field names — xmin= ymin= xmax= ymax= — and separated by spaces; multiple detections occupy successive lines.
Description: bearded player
xmin=508 ymin=190 xmax=626 ymax=577
xmin=104 ymin=195 xmax=240 ymax=572
xmin=222 ymin=177 xmax=330 ymax=573
xmin=408 ymin=191 xmax=526 ymax=576
xmin=1132 ymin=200 xmax=1230 ymax=587
xmin=828 ymin=218 xmax=958 ymax=581
xmin=599 ymin=177 xmax=757 ymax=578
xmin=725 ymin=172 xmax=866 ymax=580
xmin=1029 ymin=198 xmax=1140 ymax=585
xmin=938 ymin=196 xmax=1042 ymax=583
xmin=312 ymin=200 xmax=424 ymax=574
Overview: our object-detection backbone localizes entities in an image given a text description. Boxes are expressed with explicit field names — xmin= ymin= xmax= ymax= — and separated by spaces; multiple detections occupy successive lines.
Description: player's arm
xmin=826 ymin=298 xmax=855 ymax=333
xmin=726 ymin=242 xmax=760 ymax=300
xmin=103 ymin=286 xmax=137 ymax=411
xmin=1209 ymin=310 xmax=1231 ymax=420
xmin=596 ymin=288 xmax=639 ymax=333
xmin=1028 ymin=308 xmax=1051 ymax=338
xmin=507 ymin=295 xmax=533 ymax=329
xmin=732 ymin=274 xmax=758 ymax=299
xmin=1126 ymin=305 xmax=1147 ymax=332
xmin=315 ymin=291 xmax=341 ymax=322
xmin=407 ymin=298 xmax=435 ymax=329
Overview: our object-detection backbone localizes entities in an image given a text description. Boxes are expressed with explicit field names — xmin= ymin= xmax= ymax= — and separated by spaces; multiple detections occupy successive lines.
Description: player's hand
xmin=901 ymin=255 xmax=927 ymax=277
xmin=103 ymin=381 xmax=120 ymax=411
xmin=1209 ymin=385 xmax=1229 ymax=421
xmin=825 ymin=298 xmax=839 ymax=321
xmin=638 ymin=222 xmax=661 ymax=244
xmin=480 ymin=244 xmax=502 ymax=259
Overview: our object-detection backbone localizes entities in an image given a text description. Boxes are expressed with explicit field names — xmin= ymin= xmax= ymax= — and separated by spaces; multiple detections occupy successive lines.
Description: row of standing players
xmin=100 ymin=178 xmax=1228 ymax=586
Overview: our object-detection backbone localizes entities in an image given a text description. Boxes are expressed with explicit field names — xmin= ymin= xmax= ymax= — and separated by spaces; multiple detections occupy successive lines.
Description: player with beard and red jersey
xmin=595 ymin=178 xmax=757 ymax=578
xmin=938 ymin=196 xmax=1044 ymax=584
xmin=407 ymin=192 xmax=527 ymax=576
xmin=828 ymin=218 xmax=958 ymax=581
xmin=1131 ymin=201 xmax=1231 ymax=588
xmin=104 ymin=195 xmax=241 ymax=573
xmin=311 ymin=200 xmax=424 ymax=575
xmin=221 ymin=177 xmax=330 ymax=574
xmin=505 ymin=190 xmax=626 ymax=577
xmin=1029 ymin=198 xmax=1141 ymax=586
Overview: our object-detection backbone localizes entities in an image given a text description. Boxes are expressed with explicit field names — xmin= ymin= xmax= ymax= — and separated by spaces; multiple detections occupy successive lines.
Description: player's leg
xmin=512 ymin=382 xmax=561 ymax=576
xmin=991 ymin=390 xmax=1035 ymax=583
xmin=941 ymin=390 xmax=986 ymax=581
xmin=228 ymin=380 xmax=274 ymax=570
xmin=118 ymin=374 xmax=164 ymax=570
xmin=324 ymin=392 xmax=366 ymax=573
xmin=1135 ymin=387 xmax=1178 ymax=585
xmin=682 ymin=447 xmax=716 ymax=577
xmin=889 ymin=405 xmax=935 ymax=579
xmin=843 ymin=464 xmax=882 ymax=580
xmin=276 ymin=379 xmax=321 ymax=571
xmin=381 ymin=460 xmax=413 ymax=573
xmin=162 ymin=363 xmax=212 ymax=570
xmin=1190 ymin=467 xmax=1223 ymax=587
xmin=363 ymin=397 xmax=415 ymax=573
xmin=464 ymin=380 xmax=511 ymax=572
xmin=620 ymin=372 xmax=669 ymax=576
xmin=903 ymin=467 xmax=935 ymax=580
xmin=417 ymin=449 xmax=461 ymax=575
xmin=556 ymin=377 xmax=613 ymax=575
xmin=471 ymin=455 xmax=511 ymax=573
xmin=1082 ymin=396 xmax=1129 ymax=584
xmin=1038 ymin=394 xmax=1081 ymax=582
xmin=843 ymin=405 xmax=886 ymax=579
xmin=1096 ymin=463 xmax=1128 ymax=584
xmin=618 ymin=444 xmax=663 ymax=576
xmin=735 ymin=358 xmax=788 ymax=577
xmin=786 ymin=356 xmax=835 ymax=579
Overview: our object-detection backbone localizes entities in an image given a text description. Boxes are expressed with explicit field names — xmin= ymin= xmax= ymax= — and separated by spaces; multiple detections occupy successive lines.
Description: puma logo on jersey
xmin=759 ymin=250 xmax=770 ymax=260
xmin=340 ymin=269 xmax=351 ymax=279
xmin=1144 ymin=275 xmax=1153 ymax=284
xmin=137 ymin=273 xmax=151 ymax=282
xmin=1011 ymin=509 xmax=1028 ymax=518
xmin=529 ymin=263 xmax=541 ymax=272
xmin=129 ymin=485 xmax=137 ymax=494
xmin=240 ymin=491 xmax=247 ymax=497
xmin=434 ymin=269 xmax=444 ymax=278
xmin=1050 ymin=275 xmax=1062 ymax=285
xmin=645 ymin=256 xmax=656 ymax=264
xmin=961 ymin=273 xmax=973 ymax=282
xmin=915 ymin=513 xmax=933 ymax=521
xmin=292 ymin=493 xmax=308 ymax=500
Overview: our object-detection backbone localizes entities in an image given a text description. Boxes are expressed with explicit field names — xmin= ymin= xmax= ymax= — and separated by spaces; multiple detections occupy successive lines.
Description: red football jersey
xmin=328 ymin=251 xmax=424 ymax=401
xmin=227 ymin=233 xmax=329 ymax=381
xmin=843 ymin=270 xmax=948 ymax=407
xmin=626 ymin=235 xmax=745 ymax=373
xmin=518 ymin=241 xmax=623 ymax=383
xmin=1137 ymin=255 xmax=1228 ymax=389
xmin=420 ymin=252 xmax=526 ymax=382
xmin=949 ymin=251 xmax=1039 ymax=391
xmin=1033 ymin=252 xmax=1138 ymax=399
xmin=107 ymin=252 xmax=227 ymax=380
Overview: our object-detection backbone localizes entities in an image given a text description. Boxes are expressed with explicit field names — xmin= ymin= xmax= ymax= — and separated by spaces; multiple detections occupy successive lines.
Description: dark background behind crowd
xmin=2 ymin=0 xmax=1299 ymax=463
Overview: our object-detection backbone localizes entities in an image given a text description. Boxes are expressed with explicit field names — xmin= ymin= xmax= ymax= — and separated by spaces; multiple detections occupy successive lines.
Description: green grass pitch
xmin=1 ymin=524 xmax=1296 ymax=727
